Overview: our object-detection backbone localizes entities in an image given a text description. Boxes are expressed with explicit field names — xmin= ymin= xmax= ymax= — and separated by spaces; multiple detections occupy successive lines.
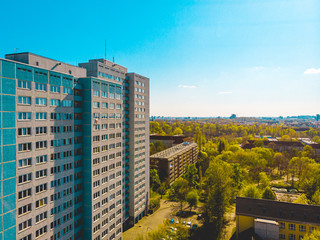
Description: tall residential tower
xmin=0 ymin=52 xmax=149 ymax=240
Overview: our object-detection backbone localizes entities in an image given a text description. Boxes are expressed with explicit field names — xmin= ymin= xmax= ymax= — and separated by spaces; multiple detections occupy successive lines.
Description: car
xmin=197 ymin=214 xmax=202 ymax=220
xmin=192 ymin=224 xmax=198 ymax=229
xmin=176 ymin=220 xmax=179 ymax=224
xmin=170 ymin=219 xmax=174 ymax=224
xmin=187 ymin=221 xmax=192 ymax=227
xmin=182 ymin=221 xmax=186 ymax=225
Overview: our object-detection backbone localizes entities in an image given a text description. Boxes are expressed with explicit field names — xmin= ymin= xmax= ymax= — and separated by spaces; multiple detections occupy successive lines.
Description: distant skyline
xmin=1 ymin=0 xmax=319 ymax=117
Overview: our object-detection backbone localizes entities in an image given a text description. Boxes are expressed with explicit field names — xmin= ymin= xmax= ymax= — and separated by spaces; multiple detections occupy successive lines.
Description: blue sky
xmin=1 ymin=0 xmax=319 ymax=117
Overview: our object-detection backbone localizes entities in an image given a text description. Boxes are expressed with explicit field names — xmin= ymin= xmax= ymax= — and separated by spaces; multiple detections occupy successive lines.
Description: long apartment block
xmin=150 ymin=140 xmax=198 ymax=185
xmin=0 ymin=52 xmax=149 ymax=240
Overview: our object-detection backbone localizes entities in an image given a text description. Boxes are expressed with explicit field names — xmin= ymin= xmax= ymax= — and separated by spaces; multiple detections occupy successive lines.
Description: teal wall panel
xmin=1 ymin=61 xmax=15 ymax=79
xmin=3 ymin=211 xmax=15 ymax=230
xmin=2 ymin=195 xmax=15 ymax=213
xmin=2 ymin=162 xmax=15 ymax=179
xmin=2 ymin=179 xmax=15 ymax=196
xmin=2 ymin=112 xmax=14 ymax=128
xmin=16 ymin=64 xmax=32 ymax=81
xmin=2 ymin=146 xmax=15 ymax=162
xmin=34 ymin=68 xmax=48 ymax=83
xmin=2 ymin=129 xmax=15 ymax=145
xmin=1 ymin=78 xmax=15 ymax=95
xmin=1 ymin=95 xmax=15 ymax=112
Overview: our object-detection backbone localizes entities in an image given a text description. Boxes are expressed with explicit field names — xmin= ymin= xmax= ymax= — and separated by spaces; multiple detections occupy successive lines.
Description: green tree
xmin=262 ymin=187 xmax=276 ymax=200
xmin=183 ymin=164 xmax=199 ymax=189
xmin=311 ymin=190 xmax=320 ymax=205
xmin=242 ymin=184 xmax=261 ymax=199
xmin=294 ymin=194 xmax=309 ymax=205
xmin=158 ymin=182 xmax=167 ymax=199
xmin=173 ymin=127 xmax=183 ymax=135
xmin=150 ymin=169 xmax=161 ymax=191
xmin=302 ymin=230 xmax=320 ymax=240
xmin=186 ymin=190 xmax=198 ymax=212
xmin=203 ymin=161 xmax=233 ymax=239
xmin=258 ymin=172 xmax=270 ymax=189
xmin=171 ymin=178 xmax=189 ymax=212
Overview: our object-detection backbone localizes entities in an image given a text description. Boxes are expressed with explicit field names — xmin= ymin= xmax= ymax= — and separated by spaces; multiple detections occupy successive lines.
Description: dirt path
xmin=123 ymin=200 xmax=180 ymax=240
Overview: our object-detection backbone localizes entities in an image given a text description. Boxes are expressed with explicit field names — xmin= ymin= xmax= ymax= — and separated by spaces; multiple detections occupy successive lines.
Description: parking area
xmin=123 ymin=200 xmax=203 ymax=240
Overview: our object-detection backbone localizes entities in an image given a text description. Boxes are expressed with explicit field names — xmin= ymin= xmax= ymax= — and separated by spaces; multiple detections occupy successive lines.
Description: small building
xmin=236 ymin=197 xmax=320 ymax=240
xmin=150 ymin=141 xmax=198 ymax=185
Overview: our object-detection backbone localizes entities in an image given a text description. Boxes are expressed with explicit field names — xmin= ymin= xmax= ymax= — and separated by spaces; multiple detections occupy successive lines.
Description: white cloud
xmin=178 ymin=85 xmax=196 ymax=89
xmin=218 ymin=91 xmax=232 ymax=95
xmin=304 ymin=68 xmax=320 ymax=74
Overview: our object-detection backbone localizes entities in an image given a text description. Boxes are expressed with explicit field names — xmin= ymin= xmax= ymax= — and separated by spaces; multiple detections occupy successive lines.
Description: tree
xmin=274 ymin=152 xmax=284 ymax=175
xmin=262 ymin=187 xmax=276 ymax=200
xmin=203 ymin=160 xmax=233 ymax=239
xmin=158 ymin=182 xmax=167 ymax=199
xmin=218 ymin=139 xmax=226 ymax=153
xmin=171 ymin=178 xmax=189 ymax=212
xmin=258 ymin=172 xmax=270 ymax=189
xmin=302 ymin=230 xmax=320 ymax=240
xmin=302 ymin=145 xmax=315 ymax=159
xmin=183 ymin=164 xmax=199 ymax=189
xmin=186 ymin=190 xmax=198 ymax=212
xmin=150 ymin=169 xmax=161 ymax=191
xmin=294 ymin=194 xmax=309 ymax=205
xmin=173 ymin=127 xmax=183 ymax=135
xmin=242 ymin=184 xmax=261 ymax=199
xmin=311 ymin=190 xmax=320 ymax=205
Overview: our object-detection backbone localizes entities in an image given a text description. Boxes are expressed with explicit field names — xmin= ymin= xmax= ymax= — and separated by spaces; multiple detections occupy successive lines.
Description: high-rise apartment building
xmin=0 ymin=52 xmax=149 ymax=240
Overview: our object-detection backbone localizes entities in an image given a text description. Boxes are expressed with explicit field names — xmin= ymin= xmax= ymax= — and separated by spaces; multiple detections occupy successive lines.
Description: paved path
xmin=123 ymin=200 xmax=180 ymax=240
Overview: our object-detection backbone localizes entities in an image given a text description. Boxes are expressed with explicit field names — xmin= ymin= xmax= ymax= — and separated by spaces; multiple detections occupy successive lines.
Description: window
xmin=50 ymin=85 xmax=60 ymax=93
xmin=18 ymin=112 xmax=31 ymax=120
xmin=279 ymin=222 xmax=285 ymax=229
xmin=109 ymin=93 xmax=115 ymax=99
xmin=18 ymin=96 xmax=31 ymax=105
xmin=279 ymin=234 xmax=286 ymax=239
xmin=299 ymin=225 xmax=306 ymax=232
xmin=116 ymin=104 xmax=121 ymax=109
xmin=36 ymin=197 xmax=47 ymax=208
xmin=36 ymin=211 xmax=47 ymax=223
xmin=35 ymin=83 xmax=47 ymax=91
xmin=18 ymin=173 xmax=32 ymax=184
xmin=18 ymin=158 xmax=32 ymax=168
xmin=289 ymin=224 xmax=296 ymax=231
xmin=289 ymin=234 xmax=295 ymax=240
xmin=50 ymin=99 xmax=60 ymax=106
xmin=63 ymin=87 xmax=72 ymax=94
xmin=18 ymin=143 xmax=32 ymax=152
xmin=18 ymin=80 xmax=31 ymax=89
xmin=36 ymin=140 xmax=47 ymax=149
xmin=18 ymin=189 xmax=32 ymax=200
xmin=35 ymin=97 xmax=47 ymax=106
xmin=50 ymin=113 xmax=60 ymax=120
xmin=101 ymin=91 xmax=107 ymax=98
xmin=18 ymin=218 xmax=32 ymax=231
xmin=62 ymin=100 xmax=72 ymax=107
xmin=35 ymin=226 xmax=47 ymax=238
xmin=109 ymin=103 xmax=115 ymax=109
xmin=36 ymin=183 xmax=47 ymax=193
xmin=36 ymin=112 xmax=47 ymax=120
xmin=18 ymin=203 xmax=32 ymax=215
xmin=93 ymin=90 xmax=99 ymax=96
xmin=102 ymin=102 xmax=108 ymax=108
xmin=18 ymin=127 xmax=32 ymax=136
xmin=36 ymin=169 xmax=47 ymax=179
xmin=116 ymin=94 xmax=121 ymax=100
xmin=93 ymin=102 xmax=100 ymax=108
xmin=36 ymin=126 xmax=47 ymax=134
xmin=310 ymin=227 xmax=316 ymax=233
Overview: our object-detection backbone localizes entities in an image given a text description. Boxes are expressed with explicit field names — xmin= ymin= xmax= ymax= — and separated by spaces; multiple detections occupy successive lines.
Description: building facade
xmin=150 ymin=140 xmax=198 ymax=185
xmin=236 ymin=197 xmax=320 ymax=240
xmin=0 ymin=52 xmax=149 ymax=240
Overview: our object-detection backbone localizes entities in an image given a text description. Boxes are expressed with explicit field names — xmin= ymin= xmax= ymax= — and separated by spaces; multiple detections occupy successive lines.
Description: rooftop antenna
xmin=113 ymin=57 xmax=114 ymax=63
xmin=104 ymin=40 xmax=107 ymax=60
